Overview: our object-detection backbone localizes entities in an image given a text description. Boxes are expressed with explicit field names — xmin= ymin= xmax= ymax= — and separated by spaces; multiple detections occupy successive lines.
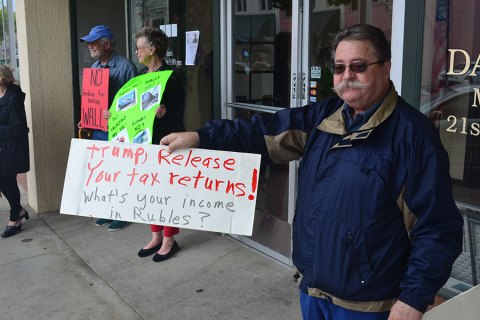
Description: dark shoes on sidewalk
xmin=108 ymin=221 xmax=130 ymax=231
xmin=95 ymin=218 xmax=112 ymax=226
xmin=137 ymin=241 xmax=180 ymax=262
xmin=152 ymin=241 xmax=180 ymax=263
xmin=1 ymin=210 xmax=30 ymax=238
xmin=1 ymin=225 xmax=19 ymax=238
xmin=137 ymin=243 xmax=162 ymax=258
xmin=95 ymin=219 xmax=130 ymax=231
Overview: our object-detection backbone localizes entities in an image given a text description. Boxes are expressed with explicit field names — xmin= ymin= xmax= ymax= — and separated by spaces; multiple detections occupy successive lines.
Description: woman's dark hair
xmin=331 ymin=24 xmax=391 ymax=62
xmin=135 ymin=27 xmax=169 ymax=59
xmin=0 ymin=64 xmax=15 ymax=86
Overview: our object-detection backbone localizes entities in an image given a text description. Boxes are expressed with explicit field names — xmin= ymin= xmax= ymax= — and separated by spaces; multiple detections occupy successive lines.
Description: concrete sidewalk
xmin=0 ymin=194 xmax=301 ymax=320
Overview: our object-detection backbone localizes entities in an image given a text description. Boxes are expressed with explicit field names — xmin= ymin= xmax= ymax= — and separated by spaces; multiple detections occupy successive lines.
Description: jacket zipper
xmin=347 ymin=231 xmax=366 ymax=284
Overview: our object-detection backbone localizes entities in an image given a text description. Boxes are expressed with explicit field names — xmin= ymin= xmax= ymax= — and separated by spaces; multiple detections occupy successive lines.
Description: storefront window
xmin=233 ymin=4 xmax=291 ymax=108
xmin=129 ymin=0 xmax=214 ymax=130
xmin=420 ymin=0 xmax=480 ymax=290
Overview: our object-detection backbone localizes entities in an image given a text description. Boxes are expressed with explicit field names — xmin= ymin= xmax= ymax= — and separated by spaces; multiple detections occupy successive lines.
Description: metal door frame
xmin=220 ymin=0 xmax=305 ymax=266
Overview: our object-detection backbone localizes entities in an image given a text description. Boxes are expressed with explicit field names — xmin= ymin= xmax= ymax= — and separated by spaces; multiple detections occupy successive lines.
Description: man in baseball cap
xmin=79 ymin=25 xmax=138 ymax=231
xmin=80 ymin=25 xmax=114 ymax=42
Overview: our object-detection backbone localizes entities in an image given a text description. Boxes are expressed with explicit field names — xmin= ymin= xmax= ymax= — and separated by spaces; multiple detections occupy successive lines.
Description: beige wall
xmin=17 ymin=0 xmax=74 ymax=213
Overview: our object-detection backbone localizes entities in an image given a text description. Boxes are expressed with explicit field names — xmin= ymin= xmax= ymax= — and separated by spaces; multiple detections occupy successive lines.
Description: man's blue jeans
xmin=300 ymin=290 xmax=390 ymax=320
xmin=93 ymin=129 xmax=108 ymax=141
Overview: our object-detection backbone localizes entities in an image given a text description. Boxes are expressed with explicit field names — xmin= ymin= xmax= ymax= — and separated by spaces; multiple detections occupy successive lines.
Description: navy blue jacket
xmin=197 ymin=86 xmax=463 ymax=313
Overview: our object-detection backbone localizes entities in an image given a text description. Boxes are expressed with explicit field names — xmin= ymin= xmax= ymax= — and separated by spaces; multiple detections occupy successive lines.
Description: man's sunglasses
xmin=329 ymin=60 xmax=386 ymax=75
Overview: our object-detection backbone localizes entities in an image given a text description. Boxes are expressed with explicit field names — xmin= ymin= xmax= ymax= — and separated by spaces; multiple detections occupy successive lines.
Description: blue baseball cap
xmin=80 ymin=25 xmax=114 ymax=42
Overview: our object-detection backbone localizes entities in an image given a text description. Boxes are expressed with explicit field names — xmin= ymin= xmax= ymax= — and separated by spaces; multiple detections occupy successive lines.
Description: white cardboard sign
xmin=60 ymin=139 xmax=261 ymax=235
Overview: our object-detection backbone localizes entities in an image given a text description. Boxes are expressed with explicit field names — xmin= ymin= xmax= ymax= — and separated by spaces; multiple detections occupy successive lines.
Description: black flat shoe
xmin=137 ymin=243 xmax=162 ymax=258
xmin=152 ymin=241 xmax=180 ymax=262
xmin=1 ymin=225 xmax=18 ymax=238
xmin=19 ymin=209 xmax=30 ymax=221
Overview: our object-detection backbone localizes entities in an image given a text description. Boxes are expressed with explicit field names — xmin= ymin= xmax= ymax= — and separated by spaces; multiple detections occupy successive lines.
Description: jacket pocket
xmin=345 ymin=230 xmax=373 ymax=286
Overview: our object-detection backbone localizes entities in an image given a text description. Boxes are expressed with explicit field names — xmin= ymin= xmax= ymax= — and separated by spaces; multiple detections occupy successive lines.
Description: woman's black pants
xmin=0 ymin=174 xmax=21 ymax=222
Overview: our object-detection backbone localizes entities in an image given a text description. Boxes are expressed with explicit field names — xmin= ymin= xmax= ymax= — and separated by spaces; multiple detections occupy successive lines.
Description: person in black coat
xmin=0 ymin=65 xmax=30 ymax=238
xmin=135 ymin=27 xmax=185 ymax=145
xmin=134 ymin=26 xmax=185 ymax=262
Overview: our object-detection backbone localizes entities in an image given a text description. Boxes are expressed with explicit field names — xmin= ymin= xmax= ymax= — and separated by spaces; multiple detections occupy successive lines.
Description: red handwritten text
xmin=158 ymin=149 xmax=236 ymax=171
xmin=126 ymin=167 xmax=161 ymax=187
xmin=169 ymin=169 xmax=246 ymax=197
xmin=86 ymin=160 xmax=122 ymax=186
xmin=86 ymin=144 xmax=147 ymax=166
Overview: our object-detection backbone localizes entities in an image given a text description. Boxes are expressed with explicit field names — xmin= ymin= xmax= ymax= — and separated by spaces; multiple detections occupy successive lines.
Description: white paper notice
xmin=60 ymin=139 xmax=261 ymax=236
xmin=185 ymin=30 xmax=200 ymax=65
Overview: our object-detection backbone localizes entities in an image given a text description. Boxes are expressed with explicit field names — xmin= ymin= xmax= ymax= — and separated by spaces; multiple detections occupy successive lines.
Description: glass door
xmin=226 ymin=0 xmax=393 ymax=265
xmin=418 ymin=0 xmax=480 ymax=293
xmin=226 ymin=0 xmax=300 ymax=265
xmin=128 ymin=0 xmax=215 ymax=130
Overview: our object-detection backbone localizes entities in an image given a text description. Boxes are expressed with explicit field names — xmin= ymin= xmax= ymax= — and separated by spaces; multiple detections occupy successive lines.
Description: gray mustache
xmin=333 ymin=80 xmax=369 ymax=93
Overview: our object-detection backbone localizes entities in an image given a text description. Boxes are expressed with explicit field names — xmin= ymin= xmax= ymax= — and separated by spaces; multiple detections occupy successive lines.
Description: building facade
xmin=16 ymin=0 xmax=480 ymax=299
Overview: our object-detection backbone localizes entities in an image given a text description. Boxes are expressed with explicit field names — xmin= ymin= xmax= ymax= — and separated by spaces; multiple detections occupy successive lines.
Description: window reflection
xmin=421 ymin=0 xmax=480 ymax=289
xmin=420 ymin=1 xmax=480 ymax=208
xmin=234 ymin=6 xmax=291 ymax=108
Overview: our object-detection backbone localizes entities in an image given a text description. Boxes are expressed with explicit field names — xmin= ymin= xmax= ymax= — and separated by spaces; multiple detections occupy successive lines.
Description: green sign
xmin=108 ymin=71 xmax=173 ymax=144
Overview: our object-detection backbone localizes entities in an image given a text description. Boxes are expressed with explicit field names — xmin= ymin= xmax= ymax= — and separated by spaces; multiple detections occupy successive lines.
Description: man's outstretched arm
xmin=160 ymin=132 xmax=200 ymax=153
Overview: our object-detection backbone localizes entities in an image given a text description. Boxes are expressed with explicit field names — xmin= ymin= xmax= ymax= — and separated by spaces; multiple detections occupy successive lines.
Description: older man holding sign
xmin=79 ymin=25 xmax=138 ymax=231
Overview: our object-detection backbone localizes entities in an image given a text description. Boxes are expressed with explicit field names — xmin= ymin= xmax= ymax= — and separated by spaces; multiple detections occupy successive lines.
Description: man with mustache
xmin=159 ymin=24 xmax=463 ymax=320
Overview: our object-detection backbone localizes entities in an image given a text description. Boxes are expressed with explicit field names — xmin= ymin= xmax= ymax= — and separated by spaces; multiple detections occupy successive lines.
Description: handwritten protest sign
xmin=108 ymin=71 xmax=173 ymax=144
xmin=81 ymin=68 xmax=109 ymax=130
xmin=60 ymin=139 xmax=261 ymax=236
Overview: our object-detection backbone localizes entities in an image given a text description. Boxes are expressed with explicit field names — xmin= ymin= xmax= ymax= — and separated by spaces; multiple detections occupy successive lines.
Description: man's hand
xmin=103 ymin=110 xmax=111 ymax=119
xmin=388 ymin=301 xmax=423 ymax=320
xmin=160 ymin=132 xmax=200 ymax=152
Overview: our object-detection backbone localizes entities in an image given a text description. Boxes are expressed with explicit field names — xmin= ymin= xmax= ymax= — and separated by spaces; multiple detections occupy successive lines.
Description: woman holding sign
xmin=0 ymin=65 xmax=30 ymax=238
xmin=134 ymin=26 xmax=185 ymax=262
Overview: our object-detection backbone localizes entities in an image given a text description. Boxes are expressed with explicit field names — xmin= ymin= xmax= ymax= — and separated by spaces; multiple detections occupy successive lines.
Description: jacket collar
xmin=318 ymin=83 xmax=398 ymax=136
xmin=92 ymin=52 xmax=117 ymax=68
